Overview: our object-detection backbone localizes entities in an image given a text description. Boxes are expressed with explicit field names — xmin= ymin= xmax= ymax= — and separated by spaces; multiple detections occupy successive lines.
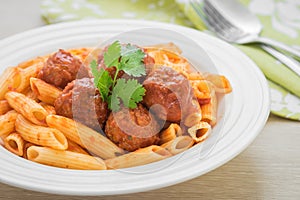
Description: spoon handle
xmin=256 ymin=37 xmax=300 ymax=60
xmin=261 ymin=44 xmax=300 ymax=77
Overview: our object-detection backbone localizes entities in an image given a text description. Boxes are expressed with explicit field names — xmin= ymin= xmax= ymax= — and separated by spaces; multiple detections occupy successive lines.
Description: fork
xmin=192 ymin=0 xmax=300 ymax=59
xmin=190 ymin=0 xmax=300 ymax=76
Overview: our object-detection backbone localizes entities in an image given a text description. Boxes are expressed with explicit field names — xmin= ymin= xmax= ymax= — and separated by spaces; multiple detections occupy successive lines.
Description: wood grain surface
xmin=0 ymin=1 xmax=299 ymax=199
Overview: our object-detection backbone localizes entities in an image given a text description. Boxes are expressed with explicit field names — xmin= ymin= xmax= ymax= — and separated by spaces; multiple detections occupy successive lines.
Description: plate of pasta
xmin=0 ymin=19 xmax=270 ymax=195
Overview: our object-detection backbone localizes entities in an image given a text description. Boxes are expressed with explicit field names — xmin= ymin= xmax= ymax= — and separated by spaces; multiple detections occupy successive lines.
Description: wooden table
xmin=0 ymin=1 xmax=299 ymax=199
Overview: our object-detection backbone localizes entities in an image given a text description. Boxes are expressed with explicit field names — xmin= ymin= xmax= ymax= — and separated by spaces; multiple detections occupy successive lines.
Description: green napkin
xmin=41 ymin=0 xmax=300 ymax=120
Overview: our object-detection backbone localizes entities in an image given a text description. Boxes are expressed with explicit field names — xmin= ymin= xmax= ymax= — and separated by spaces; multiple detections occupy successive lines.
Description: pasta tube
xmin=161 ymin=136 xmax=194 ymax=155
xmin=22 ymin=87 xmax=39 ymax=101
xmin=204 ymin=73 xmax=232 ymax=94
xmin=188 ymin=121 xmax=211 ymax=143
xmin=105 ymin=145 xmax=172 ymax=169
xmin=144 ymin=42 xmax=182 ymax=54
xmin=22 ymin=142 xmax=35 ymax=159
xmin=17 ymin=56 xmax=46 ymax=69
xmin=191 ymin=80 xmax=212 ymax=105
xmin=67 ymin=47 xmax=93 ymax=61
xmin=4 ymin=132 xmax=25 ymax=156
xmin=201 ymin=90 xmax=218 ymax=126
xmin=145 ymin=48 xmax=191 ymax=73
xmin=46 ymin=114 xmax=124 ymax=159
xmin=0 ymin=100 xmax=12 ymax=115
xmin=16 ymin=63 xmax=43 ymax=92
xmin=27 ymin=146 xmax=106 ymax=170
xmin=5 ymin=91 xmax=48 ymax=126
xmin=39 ymin=102 xmax=56 ymax=115
xmin=160 ymin=123 xmax=182 ymax=144
xmin=184 ymin=99 xmax=202 ymax=127
xmin=0 ymin=67 xmax=21 ymax=100
xmin=187 ymin=72 xmax=204 ymax=81
xmin=0 ymin=59 xmax=44 ymax=99
xmin=0 ymin=110 xmax=18 ymax=136
xmin=15 ymin=114 xmax=68 ymax=150
xmin=67 ymin=140 xmax=89 ymax=155
xmin=30 ymin=78 xmax=62 ymax=105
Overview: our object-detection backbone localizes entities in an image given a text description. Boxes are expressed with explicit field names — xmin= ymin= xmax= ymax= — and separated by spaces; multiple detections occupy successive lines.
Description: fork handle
xmin=261 ymin=44 xmax=300 ymax=77
xmin=256 ymin=37 xmax=300 ymax=60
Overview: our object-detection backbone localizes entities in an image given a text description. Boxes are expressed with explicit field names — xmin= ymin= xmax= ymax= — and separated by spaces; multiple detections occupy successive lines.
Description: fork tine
xmin=193 ymin=1 xmax=230 ymax=37
xmin=191 ymin=0 xmax=246 ymax=42
xmin=190 ymin=0 xmax=210 ymax=26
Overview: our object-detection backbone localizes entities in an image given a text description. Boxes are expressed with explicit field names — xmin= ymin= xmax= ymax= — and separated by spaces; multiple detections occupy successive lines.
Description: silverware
xmin=261 ymin=45 xmax=300 ymax=76
xmin=192 ymin=0 xmax=300 ymax=59
xmin=190 ymin=0 xmax=300 ymax=76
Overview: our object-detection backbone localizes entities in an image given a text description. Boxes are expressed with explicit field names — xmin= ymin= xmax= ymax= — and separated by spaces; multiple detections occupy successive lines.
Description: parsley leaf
xmin=90 ymin=60 xmax=100 ymax=84
xmin=91 ymin=40 xmax=147 ymax=111
xmin=109 ymin=78 xmax=146 ymax=112
xmin=108 ymin=92 xmax=120 ymax=112
xmin=104 ymin=40 xmax=121 ymax=68
xmin=90 ymin=60 xmax=113 ymax=101
xmin=120 ymin=44 xmax=146 ymax=77
xmin=97 ymin=69 xmax=113 ymax=101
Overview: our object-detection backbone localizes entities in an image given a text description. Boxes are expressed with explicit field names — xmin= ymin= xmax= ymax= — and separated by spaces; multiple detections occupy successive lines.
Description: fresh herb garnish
xmin=91 ymin=40 xmax=146 ymax=111
xmin=90 ymin=60 xmax=113 ymax=101
xmin=109 ymin=78 xmax=145 ymax=112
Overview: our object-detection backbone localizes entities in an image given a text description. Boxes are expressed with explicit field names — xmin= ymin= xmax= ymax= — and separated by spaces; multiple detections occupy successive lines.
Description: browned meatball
xmin=105 ymin=104 xmax=160 ymax=152
xmin=54 ymin=78 xmax=108 ymax=130
xmin=143 ymin=66 xmax=195 ymax=122
xmin=38 ymin=49 xmax=89 ymax=89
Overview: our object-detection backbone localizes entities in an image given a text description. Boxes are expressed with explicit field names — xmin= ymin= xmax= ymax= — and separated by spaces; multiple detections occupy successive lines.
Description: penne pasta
xmin=201 ymin=90 xmax=218 ymax=126
xmin=191 ymin=80 xmax=212 ymax=105
xmin=17 ymin=56 xmax=46 ymax=69
xmin=184 ymin=99 xmax=202 ymax=127
xmin=22 ymin=87 xmax=39 ymax=101
xmin=15 ymin=114 xmax=68 ymax=150
xmin=67 ymin=139 xmax=89 ymax=155
xmin=27 ymin=146 xmax=106 ymax=170
xmin=4 ymin=132 xmax=25 ymax=156
xmin=187 ymin=72 xmax=204 ymax=81
xmin=46 ymin=114 xmax=124 ymax=159
xmin=160 ymin=123 xmax=183 ymax=144
xmin=0 ymin=110 xmax=18 ymax=136
xmin=161 ymin=136 xmax=194 ymax=155
xmin=188 ymin=121 xmax=211 ymax=143
xmin=0 ymin=45 xmax=232 ymax=170
xmin=22 ymin=142 xmax=35 ymax=159
xmin=30 ymin=78 xmax=62 ymax=105
xmin=67 ymin=47 xmax=93 ymax=61
xmin=16 ymin=63 xmax=44 ymax=93
xmin=5 ymin=91 xmax=48 ymax=126
xmin=0 ymin=61 xmax=44 ymax=100
xmin=0 ymin=67 xmax=21 ymax=100
xmin=144 ymin=42 xmax=182 ymax=54
xmin=39 ymin=102 xmax=56 ymax=115
xmin=105 ymin=145 xmax=172 ymax=169
xmin=0 ymin=100 xmax=12 ymax=115
xmin=0 ymin=137 xmax=4 ymax=146
xmin=204 ymin=73 xmax=232 ymax=94
xmin=145 ymin=48 xmax=191 ymax=73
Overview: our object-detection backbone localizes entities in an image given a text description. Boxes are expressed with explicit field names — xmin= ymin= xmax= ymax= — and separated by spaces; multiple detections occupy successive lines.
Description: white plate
xmin=0 ymin=19 xmax=270 ymax=195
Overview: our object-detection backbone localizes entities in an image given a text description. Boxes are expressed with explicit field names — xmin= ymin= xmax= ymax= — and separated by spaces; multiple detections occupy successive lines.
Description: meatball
xmin=143 ymin=66 xmax=195 ymax=122
xmin=54 ymin=78 xmax=108 ymax=130
xmin=38 ymin=49 xmax=89 ymax=89
xmin=105 ymin=104 xmax=160 ymax=152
